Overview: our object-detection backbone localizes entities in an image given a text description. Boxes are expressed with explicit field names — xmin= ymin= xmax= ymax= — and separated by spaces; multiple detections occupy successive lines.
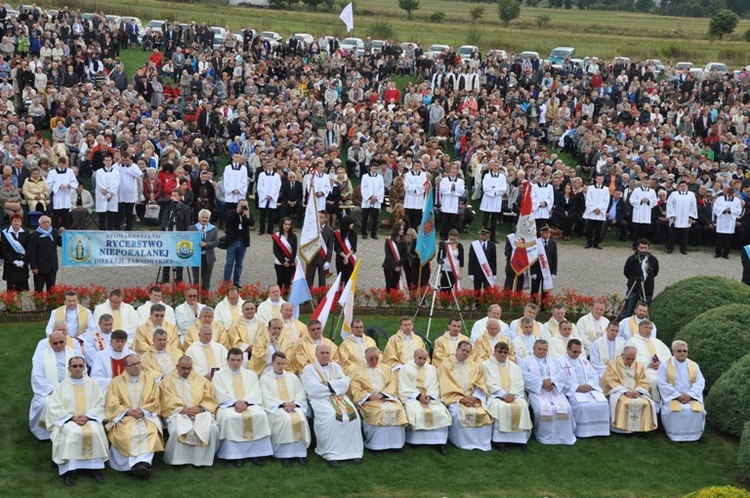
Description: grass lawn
xmin=1 ymin=319 xmax=743 ymax=497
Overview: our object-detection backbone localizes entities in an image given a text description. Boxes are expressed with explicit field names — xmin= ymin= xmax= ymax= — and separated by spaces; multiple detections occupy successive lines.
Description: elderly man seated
xmin=625 ymin=319 xmax=671 ymax=403
xmin=521 ymin=339 xmax=576 ymax=445
xmin=398 ymin=348 xmax=451 ymax=455
xmin=657 ymin=340 xmax=706 ymax=442
xmin=212 ymin=348 xmax=273 ymax=467
xmin=349 ymin=347 xmax=408 ymax=453
xmin=141 ymin=328 xmax=183 ymax=382
xmin=105 ymin=353 xmax=163 ymax=479
xmin=185 ymin=325 xmax=229 ymax=378
xmin=470 ymin=304 xmax=508 ymax=343
xmin=482 ymin=341 xmax=532 ymax=450
xmin=30 ymin=330 xmax=77 ymax=440
xmin=46 ymin=356 xmax=108 ymax=487
xmin=559 ymin=339 xmax=610 ymax=438
xmin=438 ymin=341 xmax=494 ymax=451
xmin=184 ymin=306 xmax=230 ymax=350
xmin=260 ymin=352 xmax=311 ymax=467
xmin=300 ymin=343 xmax=364 ymax=468
xmin=472 ymin=318 xmax=515 ymax=364
xmin=159 ymin=356 xmax=220 ymax=466
xmin=600 ymin=346 xmax=658 ymax=434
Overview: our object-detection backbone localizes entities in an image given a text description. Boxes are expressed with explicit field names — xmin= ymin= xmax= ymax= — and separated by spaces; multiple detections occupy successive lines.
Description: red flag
xmin=510 ymin=180 xmax=539 ymax=274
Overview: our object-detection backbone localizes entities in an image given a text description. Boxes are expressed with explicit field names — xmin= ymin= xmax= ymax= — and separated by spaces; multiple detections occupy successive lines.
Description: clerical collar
xmin=539 ymin=183 xmax=547 ymax=188
xmin=129 ymin=375 xmax=139 ymax=383
xmin=643 ymin=187 xmax=649 ymax=191
xmin=55 ymin=167 xmax=66 ymax=174
xmin=680 ymin=191 xmax=687 ymax=195
xmin=595 ymin=184 xmax=603 ymax=189
xmin=70 ymin=377 xmax=85 ymax=386
xmin=230 ymin=367 xmax=242 ymax=374
xmin=412 ymin=170 xmax=419 ymax=175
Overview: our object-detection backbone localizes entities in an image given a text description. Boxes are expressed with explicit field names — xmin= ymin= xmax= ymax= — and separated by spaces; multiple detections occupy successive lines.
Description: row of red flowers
xmin=0 ymin=281 xmax=623 ymax=317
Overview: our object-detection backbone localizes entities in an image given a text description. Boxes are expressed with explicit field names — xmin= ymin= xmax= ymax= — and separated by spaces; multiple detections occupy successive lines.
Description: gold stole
xmin=628 ymin=316 xmax=638 ymax=337
xmin=203 ymin=344 xmax=217 ymax=369
xmin=56 ymin=305 xmax=87 ymax=335
xmin=642 ymin=338 xmax=657 ymax=358
xmin=274 ymin=375 xmax=304 ymax=440
xmin=415 ymin=367 xmax=433 ymax=428
xmin=112 ymin=309 xmax=122 ymax=330
xmin=314 ymin=366 xmax=356 ymax=422
xmin=230 ymin=304 xmax=239 ymax=324
xmin=498 ymin=363 xmax=522 ymax=430
xmin=546 ymin=320 xmax=559 ymax=337
xmin=232 ymin=372 xmax=254 ymax=439
xmin=73 ymin=384 xmax=94 ymax=458
xmin=666 ymin=359 xmax=702 ymax=412
xmin=532 ymin=322 xmax=541 ymax=338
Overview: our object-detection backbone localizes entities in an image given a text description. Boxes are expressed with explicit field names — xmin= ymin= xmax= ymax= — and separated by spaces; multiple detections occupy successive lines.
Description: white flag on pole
xmin=339 ymin=2 xmax=354 ymax=32
xmin=299 ymin=184 xmax=321 ymax=264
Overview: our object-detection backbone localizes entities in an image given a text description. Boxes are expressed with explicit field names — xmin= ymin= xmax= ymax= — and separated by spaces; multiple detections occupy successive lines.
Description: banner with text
xmin=62 ymin=231 xmax=202 ymax=267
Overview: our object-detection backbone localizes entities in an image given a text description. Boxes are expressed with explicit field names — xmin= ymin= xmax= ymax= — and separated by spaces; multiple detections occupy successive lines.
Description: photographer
xmin=622 ymin=238 xmax=659 ymax=318
xmin=223 ymin=199 xmax=251 ymax=287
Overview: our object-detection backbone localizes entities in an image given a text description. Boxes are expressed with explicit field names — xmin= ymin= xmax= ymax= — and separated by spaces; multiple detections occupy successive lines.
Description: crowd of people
xmin=32 ymin=287 xmax=705 ymax=485
xmin=0 ymin=5 xmax=749 ymax=296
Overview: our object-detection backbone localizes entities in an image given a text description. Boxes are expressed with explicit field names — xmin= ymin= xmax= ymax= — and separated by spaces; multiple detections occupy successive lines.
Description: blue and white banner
xmin=62 ymin=231 xmax=202 ymax=267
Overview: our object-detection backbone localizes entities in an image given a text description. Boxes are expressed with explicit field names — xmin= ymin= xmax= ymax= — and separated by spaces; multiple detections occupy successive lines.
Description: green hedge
xmin=706 ymin=353 xmax=750 ymax=437
xmin=684 ymin=486 xmax=750 ymax=498
xmin=738 ymin=421 xmax=750 ymax=483
xmin=650 ymin=276 xmax=750 ymax=346
xmin=674 ymin=304 xmax=750 ymax=389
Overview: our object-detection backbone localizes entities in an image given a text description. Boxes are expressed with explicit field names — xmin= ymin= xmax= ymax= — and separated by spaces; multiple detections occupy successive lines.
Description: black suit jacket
xmin=280 ymin=179 xmax=303 ymax=207
xmin=27 ymin=229 xmax=62 ymax=274
xmin=197 ymin=109 xmax=219 ymax=137
xmin=160 ymin=201 xmax=193 ymax=231
xmin=468 ymin=240 xmax=497 ymax=283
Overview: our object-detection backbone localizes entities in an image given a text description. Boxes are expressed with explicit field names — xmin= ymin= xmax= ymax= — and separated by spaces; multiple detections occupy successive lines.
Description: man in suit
xmin=468 ymin=228 xmax=497 ymax=303
xmin=27 ymin=215 xmax=63 ymax=293
xmin=603 ymin=189 xmax=629 ymax=242
xmin=159 ymin=190 xmax=193 ymax=284
xmin=531 ymin=225 xmax=558 ymax=302
xmin=279 ymin=171 xmax=303 ymax=227
xmin=197 ymin=103 xmax=219 ymax=138
xmin=189 ymin=209 xmax=219 ymax=291
xmin=306 ymin=211 xmax=334 ymax=288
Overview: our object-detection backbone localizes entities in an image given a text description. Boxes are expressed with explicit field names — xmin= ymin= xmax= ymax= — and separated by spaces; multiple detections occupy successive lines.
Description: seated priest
xmin=470 ymin=304 xmax=508 ymax=343
xmin=291 ymin=319 xmax=338 ymax=375
xmin=280 ymin=302 xmax=308 ymax=344
xmin=600 ymin=346 xmax=658 ymax=434
xmin=472 ymin=318 xmax=515 ymax=364
xmin=590 ymin=322 xmax=626 ymax=378
xmin=105 ymin=353 xmax=164 ymax=479
xmin=185 ymin=325 xmax=229 ymax=378
xmin=300 ymin=344 xmax=364 ymax=468
xmin=45 ymin=290 xmax=96 ymax=339
xmin=46 ymin=356 xmax=108 ymax=487
xmin=482 ymin=341 xmax=532 ymax=450
xmin=559 ymin=339 xmax=610 ymax=438
xmin=90 ymin=330 xmax=134 ymax=393
xmin=438 ymin=341 xmax=494 ymax=451
xmin=184 ymin=306 xmax=230 ymax=350
xmin=521 ymin=339 xmax=576 ymax=445
xmin=548 ymin=320 xmax=586 ymax=359
xmin=30 ymin=330 xmax=77 ymax=440
xmin=227 ymin=301 xmax=267 ymax=358
xmin=159 ymin=356 xmax=220 ymax=466
xmin=93 ymin=289 xmax=139 ymax=344
xmin=81 ymin=314 xmax=115 ymax=368
xmin=259 ymin=352 xmax=311 ymax=466
xmin=398 ymin=348 xmax=452 ymax=455
xmin=212 ymin=348 xmax=273 ymax=467
xmin=141 ymin=328 xmax=183 ymax=383
xmin=432 ymin=317 xmax=471 ymax=369
xmin=338 ymin=318 xmax=378 ymax=374
xmin=625 ymin=319 xmax=671 ymax=403
xmin=136 ymin=286 xmax=176 ymax=325
xmin=383 ymin=316 xmax=427 ymax=371
xmin=248 ymin=318 xmax=294 ymax=376
xmin=133 ymin=304 xmax=180 ymax=354
xmin=512 ymin=316 xmax=550 ymax=362
xmin=657 ymin=340 xmax=706 ymax=442
xmin=348 ymin=347 xmax=408 ymax=453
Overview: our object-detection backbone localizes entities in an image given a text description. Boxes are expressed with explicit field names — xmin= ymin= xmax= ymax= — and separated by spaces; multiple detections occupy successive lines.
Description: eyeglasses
xmin=70 ymin=364 xmax=85 ymax=368
xmin=674 ymin=349 xmax=688 ymax=352
xmin=51 ymin=341 xmax=65 ymax=345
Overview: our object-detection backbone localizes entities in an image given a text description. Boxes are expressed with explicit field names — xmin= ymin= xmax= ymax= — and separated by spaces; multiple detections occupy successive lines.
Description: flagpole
xmin=331 ymin=306 xmax=345 ymax=341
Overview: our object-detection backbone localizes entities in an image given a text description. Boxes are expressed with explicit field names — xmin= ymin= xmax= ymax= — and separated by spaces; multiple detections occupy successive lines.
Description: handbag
xmin=218 ymin=235 xmax=227 ymax=250
xmin=144 ymin=202 xmax=161 ymax=221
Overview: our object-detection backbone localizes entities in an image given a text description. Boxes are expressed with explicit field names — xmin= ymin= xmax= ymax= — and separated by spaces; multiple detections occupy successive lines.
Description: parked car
xmin=458 ymin=45 xmax=480 ymax=61
xmin=520 ymin=51 xmax=540 ymax=61
xmin=340 ymin=37 xmax=364 ymax=56
xmin=675 ymin=61 xmax=694 ymax=75
xmin=292 ymin=33 xmax=314 ymax=46
xmin=370 ymin=39 xmax=385 ymax=53
xmin=426 ymin=44 xmax=451 ymax=59
xmin=260 ymin=31 xmax=282 ymax=42
xmin=211 ymin=26 xmax=227 ymax=49
xmin=146 ymin=19 xmax=165 ymax=33
xmin=548 ymin=46 xmax=575 ymax=68
xmin=704 ymin=62 xmax=730 ymax=74
xmin=644 ymin=58 xmax=664 ymax=76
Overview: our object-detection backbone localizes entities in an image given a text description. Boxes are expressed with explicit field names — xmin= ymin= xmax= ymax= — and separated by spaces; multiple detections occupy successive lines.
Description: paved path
xmin=24 ymin=233 xmax=741 ymax=300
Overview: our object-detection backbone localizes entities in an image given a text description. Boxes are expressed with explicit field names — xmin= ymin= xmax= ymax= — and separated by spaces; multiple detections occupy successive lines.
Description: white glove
xmin=323 ymin=262 xmax=330 ymax=271
xmin=468 ymin=275 xmax=474 ymax=282
xmin=13 ymin=260 xmax=24 ymax=268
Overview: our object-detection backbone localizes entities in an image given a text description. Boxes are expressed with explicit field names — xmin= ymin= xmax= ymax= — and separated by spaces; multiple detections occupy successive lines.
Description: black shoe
xmin=371 ymin=234 xmax=378 ymax=240
xmin=232 ymin=459 xmax=245 ymax=468
xmin=251 ymin=457 xmax=264 ymax=467
xmin=666 ymin=249 xmax=673 ymax=254
xmin=259 ymin=230 xmax=265 ymax=235
xmin=282 ymin=459 xmax=292 ymax=468
xmin=362 ymin=234 xmax=368 ymax=239
xmin=328 ymin=460 xmax=341 ymax=468
xmin=593 ymin=244 xmax=602 ymax=249
xmin=91 ymin=470 xmax=105 ymax=484
xmin=132 ymin=462 xmax=151 ymax=479
xmin=351 ymin=458 xmax=363 ymax=465
xmin=438 ymin=445 xmax=449 ymax=456
xmin=494 ymin=443 xmax=507 ymax=452
xmin=297 ymin=457 xmax=307 ymax=466
xmin=369 ymin=449 xmax=380 ymax=457
xmin=63 ymin=472 xmax=76 ymax=487
xmin=519 ymin=444 xmax=530 ymax=452
xmin=723 ymin=255 xmax=729 ymax=260
xmin=714 ymin=254 xmax=721 ymax=258
xmin=681 ymin=249 xmax=688 ymax=255
xmin=584 ymin=243 xmax=592 ymax=249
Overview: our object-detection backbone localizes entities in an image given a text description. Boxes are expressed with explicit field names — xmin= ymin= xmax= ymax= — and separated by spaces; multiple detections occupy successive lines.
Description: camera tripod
xmin=412 ymin=257 xmax=468 ymax=339
xmin=614 ymin=276 xmax=647 ymax=321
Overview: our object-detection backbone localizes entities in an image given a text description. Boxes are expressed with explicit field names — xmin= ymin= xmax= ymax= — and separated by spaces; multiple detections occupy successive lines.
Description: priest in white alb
xmin=590 ymin=322 xmax=626 ymax=377
xmin=183 ymin=306 xmax=230 ymax=350
xmin=438 ymin=341 xmax=494 ymax=451
xmin=212 ymin=348 xmax=273 ymax=467
xmin=618 ymin=302 xmax=656 ymax=340
xmin=432 ymin=317 xmax=471 ymax=369
xmin=469 ymin=304 xmax=508 ymax=343
xmin=259 ymin=351 xmax=311 ymax=466
xmin=542 ymin=303 xmax=581 ymax=340
xmin=600 ymin=346 xmax=658 ymax=433
xmin=213 ymin=286 xmax=244 ymax=329
xmin=141 ymin=328 xmax=183 ymax=383
xmin=81 ymin=314 xmax=115 ymax=368
xmin=560 ymin=339 xmax=610 ymax=438
xmin=256 ymin=284 xmax=286 ymax=326
xmin=132 ymin=304 xmax=180 ymax=354
xmin=30 ymin=330 xmax=76 ymax=440
xmin=159 ymin=356 xmax=220 ymax=466
xmin=521 ymin=339 xmax=576 ymax=445
xmin=398 ymin=348 xmax=451 ymax=455
xmin=46 ymin=356 xmax=108 ymax=486
xmin=135 ymin=286 xmax=176 ymax=325
xmin=512 ymin=316 xmax=550 ymax=361
xmin=90 ymin=330 xmax=134 ymax=393
xmin=505 ymin=303 xmax=544 ymax=340
xmin=472 ymin=318 xmax=515 ymax=364
xmin=657 ymin=340 xmax=705 ymax=442
xmin=93 ymin=289 xmax=138 ymax=344
xmin=576 ymin=301 xmax=610 ymax=351
xmin=349 ymin=347 xmax=408 ymax=452
xmin=185 ymin=325 xmax=228 ymax=378
xmin=35 ymin=321 xmax=82 ymax=356
xmin=174 ymin=288 xmax=205 ymax=338
xmin=625 ymin=319 xmax=671 ymax=403
xmin=338 ymin=319 xmax=378 ymax=374
xmin=105 ymin=353 xmax=164 ymax=479
xmin=45 ymin=290 xmax=95 ymax=338
xmin=482 ymin=341 xmax=532 ymax=450
xmin=300 ymin=344 xmax=364 ymax=468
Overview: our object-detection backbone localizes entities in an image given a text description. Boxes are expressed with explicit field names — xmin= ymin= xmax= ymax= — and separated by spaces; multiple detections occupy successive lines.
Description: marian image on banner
xmin=62 ymin=231 xmax=202 ymax=267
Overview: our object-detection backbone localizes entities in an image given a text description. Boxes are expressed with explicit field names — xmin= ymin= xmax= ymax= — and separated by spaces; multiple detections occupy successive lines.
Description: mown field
xmin=1 ymin=319 xmax=743 ymax=497
xmin=37 ymin=0 xmax=750 ymax=65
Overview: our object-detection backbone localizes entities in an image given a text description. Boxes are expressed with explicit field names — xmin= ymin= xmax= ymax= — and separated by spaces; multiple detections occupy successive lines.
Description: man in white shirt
xmin=257 ymin=162 xmax=281 ymax=235
xmin=583 ymin=173 xmax=610 ymax=249
xmin=310 ymin=160 xmax=332 ymax=212
xmin=360 ymin=162 xmax=384 ymax=240
xmin=629 ymin=180 xmax=657 ymax=248
xmin=404 ymin=160 xmax=427 ymax=228
xmin=531 ymin=172 xmax=555 ymax=230
xmin=222 ymin=153 xmax=248 ymax=218
xmin=94 ymin=154 xmax=119 ymax=230
xmin=114 ymin=152 xmax=141 ymax=230
xmin=45 ymin=156 xmax=77 ymax=228
xmin=666 ymin=179 xmax=697 ymax=255
xmin=480 ymin=161 xmax=507 ymax=243
xmin=438 ymin=163 xmax=465 ymax=240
